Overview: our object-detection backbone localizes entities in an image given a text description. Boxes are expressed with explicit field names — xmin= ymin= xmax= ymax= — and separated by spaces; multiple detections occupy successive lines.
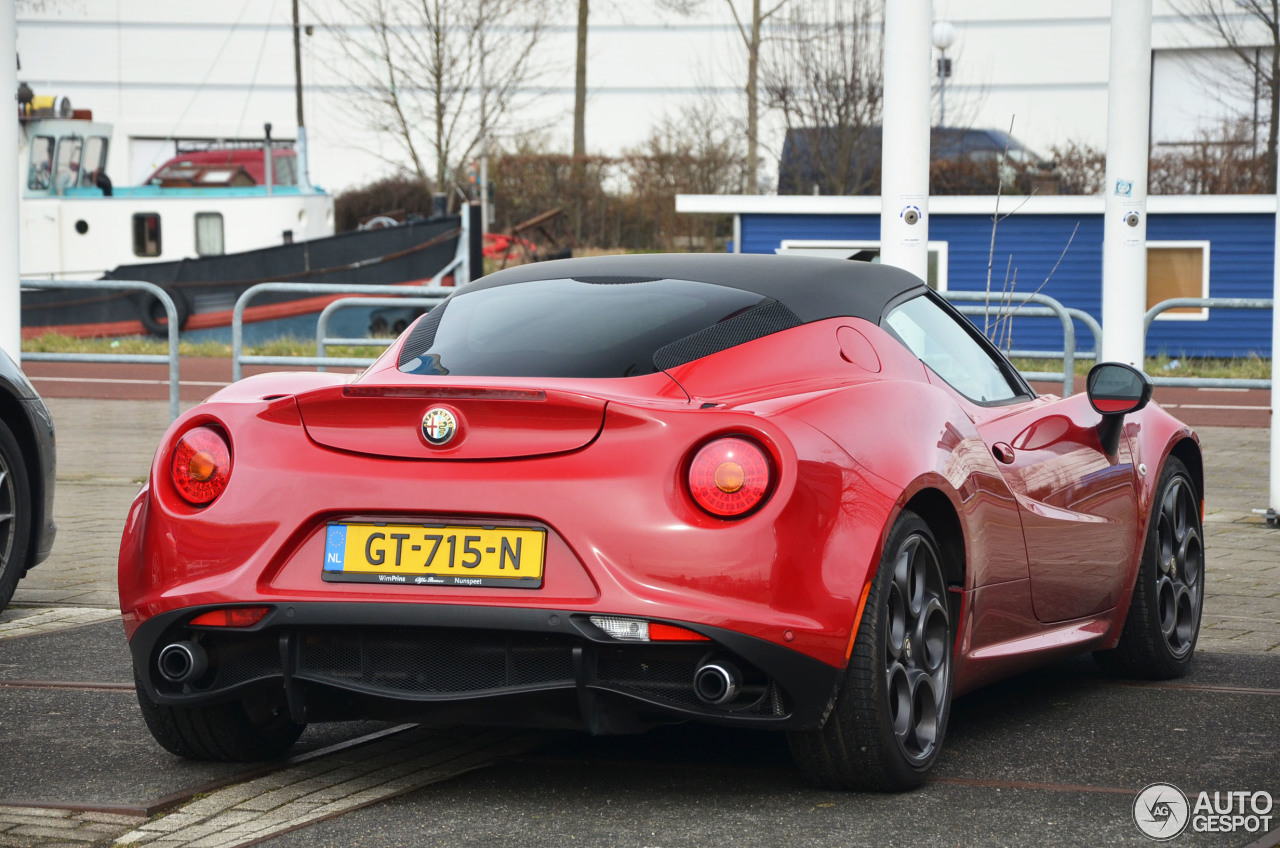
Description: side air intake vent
xmin=397 ymin=303 xmax=448 ymax=369
xmin=653 ymin=299 xmax=802 ymax=371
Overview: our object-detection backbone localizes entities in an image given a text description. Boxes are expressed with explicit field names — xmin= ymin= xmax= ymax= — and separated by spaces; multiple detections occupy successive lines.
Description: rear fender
xmin=779 ymin=379 xmax=1030 ymax=592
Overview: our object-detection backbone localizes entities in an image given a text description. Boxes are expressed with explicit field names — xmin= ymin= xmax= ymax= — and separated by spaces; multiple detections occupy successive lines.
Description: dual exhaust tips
xmin=159 ymin=639 xmax=747 ymax=707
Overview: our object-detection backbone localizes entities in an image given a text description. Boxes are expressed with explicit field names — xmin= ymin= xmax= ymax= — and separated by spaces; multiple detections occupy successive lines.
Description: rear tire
xmin=1094 ymin=456 xmax=1203 ymax=679
xmin=788 ymin=510 xmax=953 ymax=791
xmin=0 ymin=419 xmax=33 ymax=612
xmin=136 ymin=677 xmax=305 ymax=762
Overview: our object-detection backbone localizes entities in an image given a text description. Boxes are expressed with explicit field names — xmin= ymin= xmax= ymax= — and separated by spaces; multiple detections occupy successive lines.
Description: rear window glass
xmin=398 ymin=278 xmax=771 ymax=378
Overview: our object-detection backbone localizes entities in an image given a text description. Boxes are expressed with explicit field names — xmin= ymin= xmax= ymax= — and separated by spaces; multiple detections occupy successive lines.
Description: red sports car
xmin=118 ymin=254 xmax=1204 ymax=790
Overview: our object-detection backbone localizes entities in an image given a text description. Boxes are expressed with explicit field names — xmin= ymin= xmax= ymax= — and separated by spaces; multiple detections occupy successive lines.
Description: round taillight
xmin=171 ymin=426 xmax=232 ymax=505
xmin=688 ymin=437 xmax=772 ymax=517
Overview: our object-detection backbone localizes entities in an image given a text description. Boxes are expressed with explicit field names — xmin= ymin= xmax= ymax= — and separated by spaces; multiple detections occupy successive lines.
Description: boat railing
xmin=21 ymin=278 xmax=182 ymax=420
xmin=232 ymin=283 xmax=452 ymax=381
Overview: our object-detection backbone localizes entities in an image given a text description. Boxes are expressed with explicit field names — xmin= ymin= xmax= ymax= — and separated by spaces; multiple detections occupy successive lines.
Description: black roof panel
xmin=458 ymin=252 xmax=926 ymax=325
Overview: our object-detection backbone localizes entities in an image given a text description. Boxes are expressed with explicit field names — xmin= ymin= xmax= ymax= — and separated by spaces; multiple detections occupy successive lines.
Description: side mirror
xmin=1086 ymin=362 xmax=1153 ymax=455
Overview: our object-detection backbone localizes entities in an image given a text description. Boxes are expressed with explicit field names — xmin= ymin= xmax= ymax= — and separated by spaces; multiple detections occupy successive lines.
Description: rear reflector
xmin=189 ymin=607 xmax=270 ymax=628
xmin=648 ymin=622 xmax=711 ymax=642
xmin=589 ymin=616 xmax=711 ymax=642
xmin=343 ymin=386 xmax=546 ymax=401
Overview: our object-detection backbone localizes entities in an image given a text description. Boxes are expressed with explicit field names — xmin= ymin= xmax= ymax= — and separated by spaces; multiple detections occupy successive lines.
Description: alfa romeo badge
xmin=421 ymin=407 xmax=458 ymax=446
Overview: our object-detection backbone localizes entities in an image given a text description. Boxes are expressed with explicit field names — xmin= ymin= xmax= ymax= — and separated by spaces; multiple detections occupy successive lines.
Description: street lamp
xmin=932 ymin=21 xmax=957 ymax=128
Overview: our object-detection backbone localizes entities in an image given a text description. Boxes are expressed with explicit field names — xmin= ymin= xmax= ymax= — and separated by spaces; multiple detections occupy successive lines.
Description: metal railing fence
xmin=21 ymin=279 xmax=182 ymax=420
xmin=231 ymin=283 xmax=451 ymax=381
xmin=944 ymin=291 xmax=1079 ymax=397
xmin=1144 ymin=298 xmax=1273 ymax=389
xmin=314 ymin=297 xmax=447 ymax=372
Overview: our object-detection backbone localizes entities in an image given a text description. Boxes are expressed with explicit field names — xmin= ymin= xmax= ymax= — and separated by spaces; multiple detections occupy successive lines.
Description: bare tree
xmin=573 ymin=0 xmax=693 ymax=164
xmin=574 ymin=0 xmax=589 ymax=165
xmin=1170 ymin=0 xmax=1279 ymax=190
xmin=764 ymin=0 xmax=883 ymax=195
xmin=319 ymin=0 xmax=548 ymax=189
xmin=723 ymin=0 xmax=793 ymax=193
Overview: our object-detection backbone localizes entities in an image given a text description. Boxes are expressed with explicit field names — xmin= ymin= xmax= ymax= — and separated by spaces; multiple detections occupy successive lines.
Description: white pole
xmin=0 ymin=0 xmax=19 ymax=364
xmin=1099 ymin=0 xmax=1152 ymax=368
xmin=880 ymin=0 xmax=932 ymax=283
xmin=1271 ymin=191 xmax=1280 ymax=517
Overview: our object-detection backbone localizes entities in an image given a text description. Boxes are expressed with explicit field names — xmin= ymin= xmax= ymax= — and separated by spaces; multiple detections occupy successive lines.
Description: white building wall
xmin=14 ymin=1 xmax=1259 ymax=194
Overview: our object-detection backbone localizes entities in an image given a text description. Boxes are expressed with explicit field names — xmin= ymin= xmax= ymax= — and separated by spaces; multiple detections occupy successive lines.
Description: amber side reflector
xmin=343 ymin=386 xmax=546 ymax=401
xmin=649 ymin=622 xmax=711 ymax=642
xmin=189 ymin=607 xmax=271 ymax=628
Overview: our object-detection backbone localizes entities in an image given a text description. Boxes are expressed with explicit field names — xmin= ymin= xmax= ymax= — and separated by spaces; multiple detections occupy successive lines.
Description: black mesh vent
xmin=397 ymin=303 xmax=448 ymax=368
xmin=209 ymin=638 xmax=281 ymax=689
xmin=652 ymin=299 xmax=802 ymax=371
xmin=296 ymin=627 xmax=575 ymax=696
xmin=597 ymin=651 xmax=706 ymax=709
xmin=570 ymin=275 xmax=663 ymax=284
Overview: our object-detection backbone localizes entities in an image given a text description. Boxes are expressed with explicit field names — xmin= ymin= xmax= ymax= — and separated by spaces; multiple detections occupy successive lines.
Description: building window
xmin=1148 ymin=242 xmax=1209 ymax=321
xmin=133 ymin=213 xmax=162 ymax=257
xmin=195 ymin=212 xmax=225 ymax=256
xmin=776 ymin=239 xmax=950 ymax=292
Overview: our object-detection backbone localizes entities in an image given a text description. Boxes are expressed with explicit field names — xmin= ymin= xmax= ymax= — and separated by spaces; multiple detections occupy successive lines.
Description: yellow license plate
xmin=322 ymin=523 xmax=546 ymax=588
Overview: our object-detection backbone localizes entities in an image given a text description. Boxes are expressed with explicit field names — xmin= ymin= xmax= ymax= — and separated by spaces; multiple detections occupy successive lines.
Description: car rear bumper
xmin=129 ymin=602 xmax=844 ymax=733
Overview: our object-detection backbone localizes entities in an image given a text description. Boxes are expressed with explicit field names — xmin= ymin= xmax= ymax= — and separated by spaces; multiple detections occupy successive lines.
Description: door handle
xmin=992 ymin=442 xmax=1016 ymax=464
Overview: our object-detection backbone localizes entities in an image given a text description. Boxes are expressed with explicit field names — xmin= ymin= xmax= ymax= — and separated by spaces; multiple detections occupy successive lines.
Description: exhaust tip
xmin=157 ymin=641 xmax=208 ymax=683
xmin=693 ymin=661 xmax=740 ymax=706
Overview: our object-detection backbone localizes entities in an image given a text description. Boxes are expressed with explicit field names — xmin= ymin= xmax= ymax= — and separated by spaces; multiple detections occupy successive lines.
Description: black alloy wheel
xmin=789 ymin=509 xmax=953 ymax=791
xmin=1095 ymin=456 xmax=1204 ymax=679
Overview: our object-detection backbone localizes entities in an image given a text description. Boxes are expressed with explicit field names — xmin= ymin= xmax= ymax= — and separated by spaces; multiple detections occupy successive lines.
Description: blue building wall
xmin=739 ymin=211 xmax=1275 ymax=358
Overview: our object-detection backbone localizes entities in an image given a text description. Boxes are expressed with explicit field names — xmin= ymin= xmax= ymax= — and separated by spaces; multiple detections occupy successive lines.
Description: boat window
xmin=53 ymin=136 xmax=83 ymax=194
xmin=273 ymin=154 xmax=297 ymax=186
xmin=195 ymin=212 xmax=225 ymax=257
xmin=78 ymin=137 xmax=109 ymax=187
xmin=133 ymin=213 xmax=162 ymax=257
xmin=28 ymin=135 xmax=55 ymax=190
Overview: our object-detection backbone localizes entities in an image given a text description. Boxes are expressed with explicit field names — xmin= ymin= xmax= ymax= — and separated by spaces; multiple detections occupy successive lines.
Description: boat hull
xmin=21 ymin=217 xmax=461 ymax=341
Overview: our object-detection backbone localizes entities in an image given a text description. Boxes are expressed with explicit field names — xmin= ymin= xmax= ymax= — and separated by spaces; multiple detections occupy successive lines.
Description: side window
xmin=273 ymin=154 xmax=297 ymax=186
xmin=53 ymin=136 xmax=83 ymax=193
xmin=133 ymin=213 xmax=162 ymax=257
xmin=884 ymin=294 xmax=1023 ymax=404
xmin=28 ymin=135 xmax=54 ymax=190
xmin=78 ymin=137 xmax=108 ymax=187
xmin=195 ymin=212 xmax=225 ymax=256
